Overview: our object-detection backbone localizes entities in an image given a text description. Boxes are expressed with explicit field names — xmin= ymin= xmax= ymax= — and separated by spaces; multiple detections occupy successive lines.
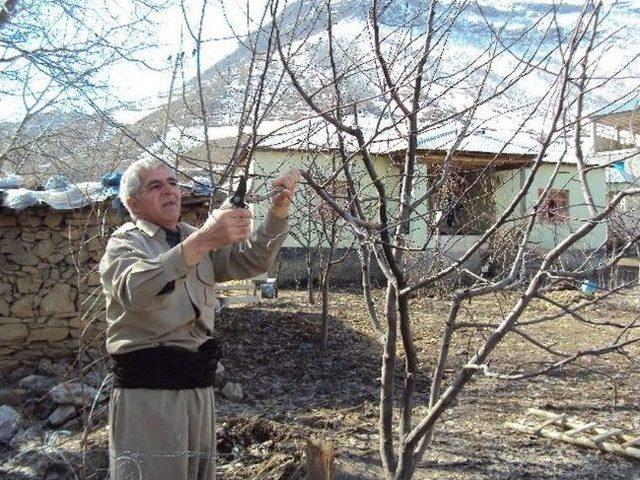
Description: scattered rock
xmin=18 ymin=374 xmax=57 ymax=395
xmin=48 ymin=405 xmax=77 ymax=426
xmin=9 ymin=423 xmax=42 ymax=449
xmin=48 ymin=382 xmax=98 ymax=406
xmin=38 ymin=358 xmax=68 ymax=378
xmin=0 ymin=388 xmax=27 ymax=406
xmin=215 ymin=362 xmax=226 ymax=388
xmin=9 ymin=424 xmax=42 ymax=450
xmin=221 ymin=382 xmax=243 ymax=402
xmin=33 ymin=401 xmax=57 ymax=422
xmin=81 ymin=370 xmax=107 ymax=388
xmin=0 ymin=405 xmax=21 ymax=444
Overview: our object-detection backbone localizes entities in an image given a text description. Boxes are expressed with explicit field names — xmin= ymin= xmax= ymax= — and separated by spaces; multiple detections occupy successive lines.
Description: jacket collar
xmin=135 ymin=218 xmax=163 ymax=238
xmin=135 ymin=218 xmax=190 ymax=239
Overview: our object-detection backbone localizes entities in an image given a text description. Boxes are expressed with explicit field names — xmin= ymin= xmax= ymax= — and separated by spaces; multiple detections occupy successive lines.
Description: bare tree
xmin=264 ymin=0 xmax=640 ymax=477
xmin=126 ymin=0 xmax=295 ymax=207
xmin=7 ymin=0 xmax=636 ymax=478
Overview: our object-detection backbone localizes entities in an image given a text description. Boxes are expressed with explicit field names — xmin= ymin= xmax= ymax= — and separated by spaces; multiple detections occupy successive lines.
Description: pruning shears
xmin=224 ymin=173 xmax=287 ymax=252
xmin=230 ymin=176 xmax=249 ymax=209
xmin=230 ymin=176 xmax=251 ymax=252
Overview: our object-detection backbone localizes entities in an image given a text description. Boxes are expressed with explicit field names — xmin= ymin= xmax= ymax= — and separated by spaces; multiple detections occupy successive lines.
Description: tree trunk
xmin=320 ymin=211 xmax=338 ymax=352
xmin=306 ymin=439 xmax=334 ymax=480
xmin=306 ymin=248 xmax=315 ymax=305
xmin=320 ymin=268 xmax=330 ymax=353
xmin=380 ymin=284 xmax=398 ymax=477
xmin=319 ymin=248 xmax=333 ymax=353
xmin=359 ymin=242 xmax=383 ymax=338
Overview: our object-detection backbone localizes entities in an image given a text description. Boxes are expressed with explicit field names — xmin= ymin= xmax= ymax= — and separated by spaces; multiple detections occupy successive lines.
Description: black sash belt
xmin=111 ymin=338 xmax=222 ymax=390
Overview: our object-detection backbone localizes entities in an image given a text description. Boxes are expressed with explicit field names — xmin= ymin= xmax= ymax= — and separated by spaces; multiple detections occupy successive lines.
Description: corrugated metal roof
xmin=591 ymin=104 xmax=640 ymax=132
xmin=414 ymin=125 xmax=537 ymax=156
xmin=254 ymin=118 xmax=538 ymax=157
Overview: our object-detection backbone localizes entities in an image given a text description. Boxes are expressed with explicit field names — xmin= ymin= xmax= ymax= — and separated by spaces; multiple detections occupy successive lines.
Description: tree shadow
xmin=215 ymin=305 xmax=386 ymax=412
xmin=214 ymin=299 xmax=640 ymax=479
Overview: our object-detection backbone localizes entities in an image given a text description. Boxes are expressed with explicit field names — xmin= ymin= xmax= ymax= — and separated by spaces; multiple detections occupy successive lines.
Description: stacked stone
xmin=0 ymin=201 xmax=209 ymax=370
xmin=0 ymin=207 xmax=116 ymax=370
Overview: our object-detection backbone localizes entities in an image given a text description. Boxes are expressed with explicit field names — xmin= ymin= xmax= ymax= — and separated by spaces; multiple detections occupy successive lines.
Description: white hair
xmin=119 ymin=158 xmax=171 ymax=218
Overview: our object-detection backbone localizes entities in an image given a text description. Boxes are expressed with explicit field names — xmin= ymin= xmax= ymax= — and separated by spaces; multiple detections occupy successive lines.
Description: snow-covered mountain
xmin=4 ymin=1 xmax=639 ymax=180
xmin=135 ymin=0 xmax=638 ymax=140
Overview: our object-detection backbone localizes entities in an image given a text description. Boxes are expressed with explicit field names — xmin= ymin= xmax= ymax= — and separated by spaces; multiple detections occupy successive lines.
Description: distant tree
xmin=0 ymin=0 xmax=169 ymax=178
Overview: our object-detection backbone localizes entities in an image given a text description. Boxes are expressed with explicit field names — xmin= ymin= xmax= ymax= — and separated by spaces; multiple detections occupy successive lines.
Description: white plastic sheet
xmin=0 ymin=173 xmax=23 ymax=189
xmin=2 ymin=182 xmax=112 ymax=210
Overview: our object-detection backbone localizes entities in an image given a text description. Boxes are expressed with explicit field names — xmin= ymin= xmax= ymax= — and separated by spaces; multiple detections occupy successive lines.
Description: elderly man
xmin=99 ymin=158 xmax=299 ymax=480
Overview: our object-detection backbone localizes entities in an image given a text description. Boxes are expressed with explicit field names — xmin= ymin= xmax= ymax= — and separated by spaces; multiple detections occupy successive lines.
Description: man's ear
xmin=127 ymin=197 xmax=140 ymax=216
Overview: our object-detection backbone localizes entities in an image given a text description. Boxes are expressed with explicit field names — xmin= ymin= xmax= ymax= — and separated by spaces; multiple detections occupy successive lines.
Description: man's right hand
xmin=183 ymin=209 xmax=252 ymax=267
xmin=199 ymin=208 xmax=252 ymax=249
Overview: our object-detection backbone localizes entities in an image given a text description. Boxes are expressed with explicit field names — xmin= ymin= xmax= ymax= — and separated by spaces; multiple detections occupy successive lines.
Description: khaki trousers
xmin=109 ymin=387 xmax=216 ymax=480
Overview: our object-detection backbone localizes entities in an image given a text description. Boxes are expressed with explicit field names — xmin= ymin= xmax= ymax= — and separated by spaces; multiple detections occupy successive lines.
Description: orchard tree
xmin=262 ymin=0 xmax=640 ymax=478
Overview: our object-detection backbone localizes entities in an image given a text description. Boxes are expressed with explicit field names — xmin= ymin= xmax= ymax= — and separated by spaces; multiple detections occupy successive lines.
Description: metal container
xmin=260 ymin=278 xmax=278 ymax=299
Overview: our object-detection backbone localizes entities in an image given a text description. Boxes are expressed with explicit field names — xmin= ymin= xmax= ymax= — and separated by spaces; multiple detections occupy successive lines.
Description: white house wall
xmin=495 ymin=163 xmax=608 ymax=252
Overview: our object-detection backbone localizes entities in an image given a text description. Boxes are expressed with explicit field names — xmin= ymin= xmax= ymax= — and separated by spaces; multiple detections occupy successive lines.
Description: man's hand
xmin=270 ymin=168 xmax=301 ymax=219
xmin=183 ymin=209 xmax=252 ymax=266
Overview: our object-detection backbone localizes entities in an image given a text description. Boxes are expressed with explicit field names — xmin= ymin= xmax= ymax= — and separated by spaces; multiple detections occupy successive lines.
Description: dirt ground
xmin=2 ymin=287 xmax=640 ymax=479
xmin=210 ymin=288 xmax=640 ymax=479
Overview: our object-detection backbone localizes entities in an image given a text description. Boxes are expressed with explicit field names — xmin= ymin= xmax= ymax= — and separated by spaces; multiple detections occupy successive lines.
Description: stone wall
xmin=0 ymin=202 xmax=208 ymax=371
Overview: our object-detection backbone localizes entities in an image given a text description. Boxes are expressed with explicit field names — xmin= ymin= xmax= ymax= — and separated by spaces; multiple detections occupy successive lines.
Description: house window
xmin=538 ymin=188 xmax=569 ymax=224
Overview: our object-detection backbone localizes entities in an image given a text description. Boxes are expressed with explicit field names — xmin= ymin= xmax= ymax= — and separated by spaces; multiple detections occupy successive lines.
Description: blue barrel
xmin=581 ymin=279 xmax=598 ymax=295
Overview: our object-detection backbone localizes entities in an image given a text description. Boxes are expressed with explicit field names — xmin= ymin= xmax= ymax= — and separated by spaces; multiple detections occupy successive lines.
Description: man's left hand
xmin=270 ymin=168 xmax=300 ymax=218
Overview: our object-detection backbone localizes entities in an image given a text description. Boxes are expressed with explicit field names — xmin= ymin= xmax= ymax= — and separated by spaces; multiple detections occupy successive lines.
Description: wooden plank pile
xmin=507 ymin=408 xmax=640 ymax=460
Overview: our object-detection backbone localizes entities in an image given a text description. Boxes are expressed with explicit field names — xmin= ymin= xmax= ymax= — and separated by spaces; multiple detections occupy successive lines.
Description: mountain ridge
xmin=3 ymin=1 xmax=638 ymax=180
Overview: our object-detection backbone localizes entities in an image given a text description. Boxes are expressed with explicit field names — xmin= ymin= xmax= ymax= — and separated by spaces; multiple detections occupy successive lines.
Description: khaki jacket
xmin=99 ymin=213 xmax=288 ymax=355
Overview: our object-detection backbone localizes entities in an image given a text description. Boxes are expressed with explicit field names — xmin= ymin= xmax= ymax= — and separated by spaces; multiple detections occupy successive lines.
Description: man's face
xmin=128 ymin=166 xmax=182 ymax=230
